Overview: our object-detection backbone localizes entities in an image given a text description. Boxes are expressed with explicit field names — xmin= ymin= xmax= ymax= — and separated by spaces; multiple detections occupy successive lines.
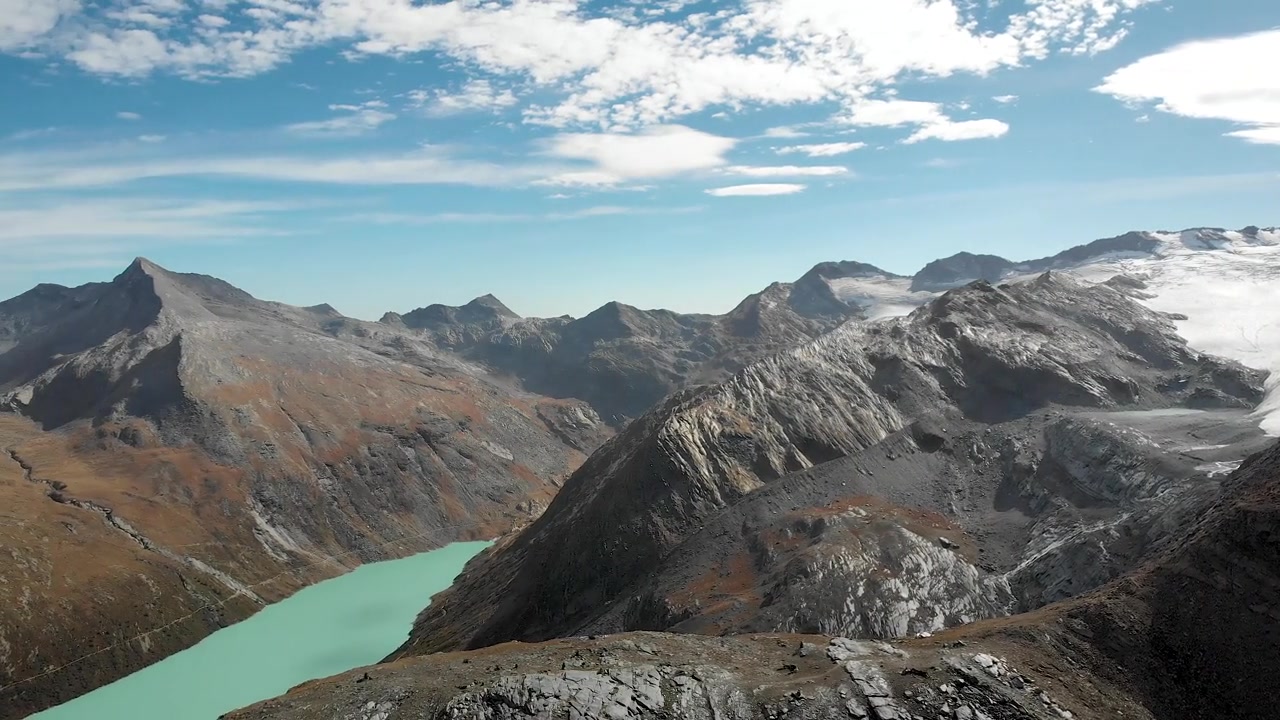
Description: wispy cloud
xmin=5 ymin=127 xmax=59 ymax=142
xmin=117 ymin=111 xmax=142 ymax=121
xmin=775 ymin=142 xmax=866 ymax=157
xmin=0 ymin=144 xmax=557 ymax=191
xmin=409 ymin=79 xmax=519 ymax=118
xmin=343 ymin=205 xmax=703 ymax=224
xmin=706 ymin=183 xmax=807 ymax=197
xmin=285 ymin=100 xmax=396 ymax=137
xmin=721 ymin=165 xmax=848 ymax=178
xmin=0 ymin=196 xmax=299 ymax=271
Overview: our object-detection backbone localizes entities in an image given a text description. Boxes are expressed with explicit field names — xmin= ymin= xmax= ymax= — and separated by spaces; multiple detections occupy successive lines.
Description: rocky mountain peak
xmin=398 ymin=294 xmax=519 ymax=331
xmin=802 ymin=260 xmax=900 ymax=281
xmin=573 ymin=300 xmax=652 ymax=340
xmin=303 ymin=303 xmax=342 ymax=317
xmin=910 ymin=251 xmax=1016 ymax=292
xmin=465 ymin=293 xmax=519 ymax=318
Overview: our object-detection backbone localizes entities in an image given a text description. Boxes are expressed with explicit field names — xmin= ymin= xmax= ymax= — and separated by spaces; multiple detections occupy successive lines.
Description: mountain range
xmin=1 ymin=225 xmax=1277 ymax=719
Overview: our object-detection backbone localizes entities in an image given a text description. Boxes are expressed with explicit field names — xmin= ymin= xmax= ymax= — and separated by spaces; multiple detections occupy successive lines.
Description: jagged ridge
xmin=396 ymin=273 xmax=1263 ymax=656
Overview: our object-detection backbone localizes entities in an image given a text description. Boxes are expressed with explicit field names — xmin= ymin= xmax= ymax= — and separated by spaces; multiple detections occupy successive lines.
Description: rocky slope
xmin=373 ymin=226 xmax=1277 ymax=431
xmin=394 ymin=273 xmax=1264 ymax=657
xmin=837 ymin=225 xmax=1280 ymax=433
xmin=0 ymin=259 xmax=610 ymax=718
xmin=227 ymin=438 xmax=1280 ymax=720
xmin=228 ymin=630 xmax=1143 ymax=720
xmin=377 ymin=262 xmax=889 ymax=425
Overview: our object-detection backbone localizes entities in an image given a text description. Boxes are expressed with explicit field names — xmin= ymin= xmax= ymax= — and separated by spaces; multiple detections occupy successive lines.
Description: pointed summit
xmin=464 ymin=294 xmax=519 ymax=319
xmin=119 ymin=256 xmax=170 ymax=280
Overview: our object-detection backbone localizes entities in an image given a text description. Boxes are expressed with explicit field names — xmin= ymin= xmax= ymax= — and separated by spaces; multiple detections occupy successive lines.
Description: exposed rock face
xmin=0 ymin=259 xmax=609 ymax=718
xmin=396 ymin=274 xmax=1264 ymax=657
xmin=1043 ymin=437 xmax=1280 ymax=719
xmin=229 ymin=440 xmax=1280 ymax=720
xmin=226 ymin=631 xmax=1144 ymax=720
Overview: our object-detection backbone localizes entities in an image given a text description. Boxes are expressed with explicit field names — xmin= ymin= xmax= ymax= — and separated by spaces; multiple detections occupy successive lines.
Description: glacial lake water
xmin=29 ymin=540 xmax=491 ymax=720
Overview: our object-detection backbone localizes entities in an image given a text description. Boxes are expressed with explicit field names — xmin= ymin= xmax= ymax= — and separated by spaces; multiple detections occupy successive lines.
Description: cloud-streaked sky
xmin=1 ymin=0 xmax=1277 ymax=318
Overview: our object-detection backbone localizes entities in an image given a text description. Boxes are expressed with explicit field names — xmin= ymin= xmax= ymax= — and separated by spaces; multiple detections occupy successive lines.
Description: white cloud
xmin=706 ymin=183 xmax=807 ymax=197
xmin=775 ymin=142 xmax=866 ymax=157
xmin=1227 ymin=126 xmax=1280 ymax=145
xmin=0 ymin=0 xmax=79 ymax=51
xmin=3 ymin=0 xmax=1159 ymax=129
xmin=410 ymin=79 xmax=519 ymax=117
xmin=722 ymin=165 xmax=848 ymax=177
xmin=117 ymin=111 xmax=142 ymax=120
xmin=104 ymin=5 xmax=176 ymax=28
xmin=537 ymin=125 xmax=736 ymax=185
xmin=198 ymin=14 xmax=230 ymax=28
xmin=904 ymin=118 xmax=1009 ymax=143
xmin=138 ymin=134 xmax=167 ymax=143
xmin=992 ymin=94 xmax=1018 ymax=104
xmin=841 ymin=99 xmax=948 ymax=127
xmin=840 ymin=98 xmax=1008 ymax=144
xmin=1094 ymin=29 xmax=1280 ymax=145
xmin=285 ymin=100 xmax=396 ymax=136
xmin=763 ymin=126 xmax=810 ymax=139
xmin=344 ymin=205 xmax=702 ymax=224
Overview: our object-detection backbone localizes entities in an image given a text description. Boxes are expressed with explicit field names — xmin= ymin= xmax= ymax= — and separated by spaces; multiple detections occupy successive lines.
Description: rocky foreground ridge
xmin=396 ymin=272 xmax=1265 ymax=657
xmin=0 ymin=259 xmax=610 ymax=718
xmin=227 ymin=429 xmax=1280 ymax=720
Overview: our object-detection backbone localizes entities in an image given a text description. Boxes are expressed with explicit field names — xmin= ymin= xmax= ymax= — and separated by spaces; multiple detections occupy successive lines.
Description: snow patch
xmin=825 ymin=276 xmax=934 ymax=321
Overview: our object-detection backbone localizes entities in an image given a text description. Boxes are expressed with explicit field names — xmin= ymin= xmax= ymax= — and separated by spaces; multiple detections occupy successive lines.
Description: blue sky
xmin=1 ymin=0 xmax=1277 ymax=319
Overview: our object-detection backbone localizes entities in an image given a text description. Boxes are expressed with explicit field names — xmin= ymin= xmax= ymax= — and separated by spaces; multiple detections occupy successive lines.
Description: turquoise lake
xmin=29 ymin=540 xmax=491 ymax=720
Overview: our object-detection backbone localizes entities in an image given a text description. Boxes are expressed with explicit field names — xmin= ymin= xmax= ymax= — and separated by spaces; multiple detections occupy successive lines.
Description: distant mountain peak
xmin=910 ymin=252 xmax=1015 ymax=292
xmin=464 ymin=293 xmax=519 ymax=319
xmin=799 ymin=260 xmax=901 ymax=281
xmin=304 ymin=303 xmax=342 ymax=317
xmin=397 ymin=293 xmax=520 ymax=331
